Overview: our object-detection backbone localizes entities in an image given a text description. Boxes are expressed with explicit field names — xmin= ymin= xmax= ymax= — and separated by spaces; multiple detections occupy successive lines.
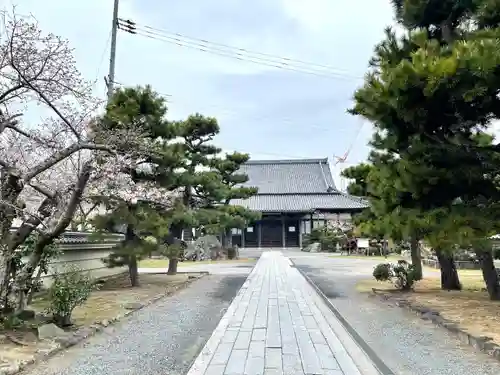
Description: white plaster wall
xmin=23 ymin=242 xmax=127 ymax=288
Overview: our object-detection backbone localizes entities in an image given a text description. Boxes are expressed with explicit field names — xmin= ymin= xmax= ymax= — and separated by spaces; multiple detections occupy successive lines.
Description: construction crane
xmin=332 ymin=121 xmax=365 ymax=191
xmin=333 ymin=121 xmax=365 ymax=166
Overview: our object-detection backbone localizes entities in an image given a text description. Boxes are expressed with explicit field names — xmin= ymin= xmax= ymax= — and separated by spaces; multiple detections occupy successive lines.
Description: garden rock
xmin=185 ymin=235 xmax=223 ymax=261
xmin=16 ymin=309 xmax=35 ymax=321
xmin=302 ymin=242 xmax=321 ymax=253
xmin=37 ymin=323 xmax=67 ymax=340
xmin=34 ymin=313 xmax=53 ymax=324
xmin=124 ymin=302 xmax=144 ymax=310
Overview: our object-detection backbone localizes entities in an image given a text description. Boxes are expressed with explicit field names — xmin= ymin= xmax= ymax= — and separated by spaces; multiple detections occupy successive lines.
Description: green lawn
xmin=138 ymin=258 xmax=253 ymax=268
xmin=330 ymin=254 xmax=404 ymax=261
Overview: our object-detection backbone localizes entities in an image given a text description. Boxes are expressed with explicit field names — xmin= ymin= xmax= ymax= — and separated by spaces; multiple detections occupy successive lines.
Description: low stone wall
xmin=21 ymin=231 xmax=126 ymax=288
xmin=422 ymin=258 xmax=480 ymax=270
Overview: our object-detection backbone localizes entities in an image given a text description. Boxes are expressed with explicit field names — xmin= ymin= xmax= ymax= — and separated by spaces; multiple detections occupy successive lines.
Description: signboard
xmin=357 ymin=238 xmax=370 ymax=248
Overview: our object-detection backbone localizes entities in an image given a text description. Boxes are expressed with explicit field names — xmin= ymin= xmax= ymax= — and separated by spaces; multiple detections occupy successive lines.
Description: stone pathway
xmin=187 ymin=251 xmax=382 ymax=375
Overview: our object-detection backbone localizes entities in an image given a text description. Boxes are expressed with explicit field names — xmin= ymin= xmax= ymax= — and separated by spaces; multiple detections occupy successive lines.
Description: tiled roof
xmin=239 ymin=158 xmax=337 ymax=194
xmin=233 ymin=158 xmax=369 ymax=212
xmin=231 ymin=193 xmax=369 ymax=212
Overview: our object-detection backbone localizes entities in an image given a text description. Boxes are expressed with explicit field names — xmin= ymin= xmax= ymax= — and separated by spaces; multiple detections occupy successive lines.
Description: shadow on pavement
xmin=294 ymin=264 xmax=345 ymax=299
xmin=209 ymin=275 xmax=248 ymax=301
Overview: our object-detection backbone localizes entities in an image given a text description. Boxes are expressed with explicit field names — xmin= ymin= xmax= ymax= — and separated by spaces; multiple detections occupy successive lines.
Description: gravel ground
xmin=21 ymin=274 xmax=247 ymax=375
xmin=291 ymin=254 xmax=500 ymax=375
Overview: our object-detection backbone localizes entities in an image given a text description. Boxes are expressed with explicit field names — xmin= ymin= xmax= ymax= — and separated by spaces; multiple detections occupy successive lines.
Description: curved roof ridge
xmin=245 ymin=158 xmax=328 ymax=165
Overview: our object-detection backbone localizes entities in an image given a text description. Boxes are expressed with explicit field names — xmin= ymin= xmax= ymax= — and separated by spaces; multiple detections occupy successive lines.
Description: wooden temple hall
xmin=230 ymin=158 xmax=368 ymax=248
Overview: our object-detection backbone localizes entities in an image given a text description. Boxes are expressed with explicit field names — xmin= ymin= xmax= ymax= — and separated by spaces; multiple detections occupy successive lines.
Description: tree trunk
xmin=167 ymin=258 xmax=178 ymax=275
xmin=476 ymin=249 xmax=500 ymax=300
xmin=14 ymin=258 xmax=40 ymax=314
xmin=54 ymin=313 xmax=72 ymax=327
xmin=0 ymin=254 xmax=12 ymax=312
xmin=0 ymin=174 xmax=23 ymax=309
xmin=225 ymin=229 xmax=233 ymax=248
xmin=27 ymin=266 xmax=44 ymax=305
xmin=124 ymin=223 xmax=140 ymax=287
xmin=221 ymin=231 xmax=228 ymax=249
xmin=410 ymin=236 xmax=423 ymax=280
xmin=435 ymin=249 xmax=461 ymax=290
xmin=128 ymin=255 xmax=140 ymax=287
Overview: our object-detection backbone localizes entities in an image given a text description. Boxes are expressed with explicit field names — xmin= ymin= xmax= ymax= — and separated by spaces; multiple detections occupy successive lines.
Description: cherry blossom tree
xmin=0 ymin=12 xmax=144 ymax=313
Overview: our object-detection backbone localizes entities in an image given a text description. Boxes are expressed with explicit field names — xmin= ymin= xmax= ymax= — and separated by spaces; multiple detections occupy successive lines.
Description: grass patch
xmin=330 ymin=254 xmax=404 ymax=261
xmin=138 ymin=258 xmax=253 ymax=268
xmin=357 ymin=271 xmax=500 ymax=345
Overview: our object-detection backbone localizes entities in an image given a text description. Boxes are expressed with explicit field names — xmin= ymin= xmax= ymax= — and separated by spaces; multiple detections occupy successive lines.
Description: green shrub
xmin=46 ymin=265 xmax=97 ymax=327
xmin=227 ymin=246 xmax=239 ymax=260
xmin=303 ymin=227 xmax=341 ymax=252
xmin=373 ymin=263 xmax=392 ymax=281
xmin=0 ymin=314 xmax=23 ymax=330
xmin=373 ymin=260 xmax=420 ymax=291
xmin=494 ymin=246 xmax=500 ymax=260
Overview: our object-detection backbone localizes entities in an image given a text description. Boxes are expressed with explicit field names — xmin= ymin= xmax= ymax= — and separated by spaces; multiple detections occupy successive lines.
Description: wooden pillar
xmin=299 ymin=220 xmax=303 ymax=248
xmin=281 ymin=216 xmax=286 ymax=248
xmin=257 ymin=222 xmax=262 ymax=248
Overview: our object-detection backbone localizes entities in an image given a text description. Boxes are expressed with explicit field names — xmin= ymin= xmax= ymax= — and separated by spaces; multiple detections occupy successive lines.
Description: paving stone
xmin=245 ymin=356 xmax=265 ymax=375
xmin=308 ymin=329 xmax=327 ymax=345
xmin=211 ymin=343 xmax=234 ymax=365
xmin=249 ymin=341 xmax=266 ymax=358
xmin=234 ymin=330 xmax=252 ymax=350
xmin=263 ymin=369 xmax=284 ymax=375
xmin=265 ymin=348 xmax=283 ymax=369
xmin=302 ymin=315 xmax=319 ymax=330
xmin=315 ymin=343 xmax=341 ymax=370
xmin=252 ymin=328 xmax=267 ymax=341
xmin=225 ymin=349 xmax=248 ymax=374
xmin=205 ymin=364 xmax=226 ymax=375
xmin=221 ymin=329 xmax=239 ymax=343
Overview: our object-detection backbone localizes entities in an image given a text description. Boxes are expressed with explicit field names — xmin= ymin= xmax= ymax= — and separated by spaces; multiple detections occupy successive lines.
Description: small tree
xmin=373 ymin=260 xmax=420 ymax=291
xmin=46 ymin=265 xmax=96 ymax=327
xmin=209 ymin=152 xmax=259 ymax=248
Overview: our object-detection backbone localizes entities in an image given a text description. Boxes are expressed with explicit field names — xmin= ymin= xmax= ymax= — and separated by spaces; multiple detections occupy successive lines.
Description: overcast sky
xmin=8 ymin=0 xmax=395 ymax=190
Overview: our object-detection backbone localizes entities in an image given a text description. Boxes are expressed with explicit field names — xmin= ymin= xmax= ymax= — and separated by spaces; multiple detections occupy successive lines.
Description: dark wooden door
xmin=261 ymin=220 xmax=282 ymax=247
xmin=285 ymin=220 xmax=300 ymax=247
xmin=244 ymin=225 xmax=258 ymax=247
xmin=232 ymin=234 xmax=242 ymax=247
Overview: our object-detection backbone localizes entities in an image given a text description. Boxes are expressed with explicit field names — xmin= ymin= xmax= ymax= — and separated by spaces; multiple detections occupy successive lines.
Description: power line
xmin=110 ymin=79 xmax=358 ymax=133
xmin=117 ymin=19 xmax=363 ymax=81
xmin=112 ymin=80 xmax=172 ymax=99
xmin=93 ymin=30 xmax=112 ymax=91
xmin=131 ymin=21 xmax=361 ymax=78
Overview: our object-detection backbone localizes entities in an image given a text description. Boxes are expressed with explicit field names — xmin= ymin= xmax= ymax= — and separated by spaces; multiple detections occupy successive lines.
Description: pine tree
xmin=209 ymin=152 xmax=259 ymax=248
xmin=343 ymin=161 xmax=425 ymax=278
xmin=92 ymin=86 xmax=181 ymax=286
xmin=350 ymin=0 xmax=500 ymax=294
xmin=163 ymin=114 xmax=224 ymax=274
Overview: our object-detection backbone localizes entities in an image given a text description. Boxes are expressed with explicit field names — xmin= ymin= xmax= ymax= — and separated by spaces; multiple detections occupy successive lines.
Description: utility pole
xmin=106 ymin=0 xmax=120 ymax=101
